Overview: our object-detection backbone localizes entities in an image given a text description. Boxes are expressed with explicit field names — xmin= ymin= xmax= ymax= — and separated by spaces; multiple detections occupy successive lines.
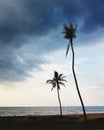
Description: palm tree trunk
xmin=70 ymin=40 xmax=87 ymax=122
xmin=57 ymin=87 xmax=62 ymax=116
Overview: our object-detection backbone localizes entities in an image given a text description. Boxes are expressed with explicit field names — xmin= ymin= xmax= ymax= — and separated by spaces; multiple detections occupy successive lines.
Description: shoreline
xmin=0 ymin=113 xmax=104 ymax=118
xmin=0 ymin=113 xmax=104 ymax=130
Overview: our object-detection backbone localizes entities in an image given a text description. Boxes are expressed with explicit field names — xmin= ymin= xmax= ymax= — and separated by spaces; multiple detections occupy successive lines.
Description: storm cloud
xmin=0 ymin=0 xmax=104 ymax=82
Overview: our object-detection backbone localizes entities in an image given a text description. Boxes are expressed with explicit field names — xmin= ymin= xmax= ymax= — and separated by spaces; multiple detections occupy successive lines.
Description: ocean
xmin=0 ymin=106 xmax=104 ymax=116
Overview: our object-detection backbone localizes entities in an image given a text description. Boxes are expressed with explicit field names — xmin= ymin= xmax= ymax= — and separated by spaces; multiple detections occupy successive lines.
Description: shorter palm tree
xmin=46 ymin=71 xmax=66 ymax=116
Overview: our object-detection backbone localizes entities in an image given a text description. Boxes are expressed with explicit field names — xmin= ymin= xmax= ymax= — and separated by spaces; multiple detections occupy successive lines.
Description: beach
xmin=0 ymin=113 xmax=104 ymax=130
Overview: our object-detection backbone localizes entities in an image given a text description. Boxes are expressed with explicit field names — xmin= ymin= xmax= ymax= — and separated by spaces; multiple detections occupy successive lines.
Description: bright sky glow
xmin=0 ymin=42 xmax=104 ymax=106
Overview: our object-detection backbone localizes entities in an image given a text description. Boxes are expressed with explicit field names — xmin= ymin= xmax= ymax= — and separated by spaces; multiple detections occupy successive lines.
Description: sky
xmin=0 ymin=0 xmax=104 ymax=106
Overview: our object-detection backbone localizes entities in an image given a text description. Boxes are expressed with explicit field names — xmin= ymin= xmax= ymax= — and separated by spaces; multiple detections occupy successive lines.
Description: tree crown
xmin=46 ymin=71 xmax=66 ymax=91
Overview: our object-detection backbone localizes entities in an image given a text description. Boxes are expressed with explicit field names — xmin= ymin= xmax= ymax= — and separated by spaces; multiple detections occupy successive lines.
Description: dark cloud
xmin=0 ymin=0 xmax=104 ymax=82
xmin=0 ymin=43 xmax=44 ymax=82
xmin=0 ymin=0 xmax=104 ymax=44
xmin=0 ymin=0 xmax=83 ymax=44
xmin=80 ymin=0 xmax=104 ymax=32
xmin=0 ymin=0 xmax=56 ymax=44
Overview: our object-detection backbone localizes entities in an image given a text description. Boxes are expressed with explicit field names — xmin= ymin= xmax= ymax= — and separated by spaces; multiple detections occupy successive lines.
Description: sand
xmin=0 ymin=113 xmax=104 ymax=130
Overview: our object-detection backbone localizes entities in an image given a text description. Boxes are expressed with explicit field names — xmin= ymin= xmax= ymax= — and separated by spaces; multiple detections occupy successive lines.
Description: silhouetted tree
xmin=62 ymin=23 xmax=87 ymax=122
xmin=46 ymin=71 xmax=66 ymax=116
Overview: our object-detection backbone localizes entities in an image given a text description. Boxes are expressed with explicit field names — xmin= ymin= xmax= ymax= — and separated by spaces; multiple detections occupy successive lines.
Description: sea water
xmin=0 ymin=106 xmax=104 ymax=116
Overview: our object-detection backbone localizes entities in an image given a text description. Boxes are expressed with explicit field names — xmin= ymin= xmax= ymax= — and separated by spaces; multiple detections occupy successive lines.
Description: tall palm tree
xmin=62 ymin=23 xmax=87 ymax=122
xmin=46 ymin=71 xmax=66 ymax=116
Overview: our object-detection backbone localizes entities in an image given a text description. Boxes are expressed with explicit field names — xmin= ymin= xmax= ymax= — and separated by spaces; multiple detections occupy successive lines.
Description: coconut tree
xmin=46 ymin=71 xmax=66 ymax=116
xmin=62 ymin=23 xmax=87 ymax=122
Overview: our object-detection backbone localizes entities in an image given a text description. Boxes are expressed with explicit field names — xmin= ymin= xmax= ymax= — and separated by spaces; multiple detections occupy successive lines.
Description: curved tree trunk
xmin=70 ymin=40 xmax=87 ymax=122
xmin=57 ymin=87 xmax=62 ymax=116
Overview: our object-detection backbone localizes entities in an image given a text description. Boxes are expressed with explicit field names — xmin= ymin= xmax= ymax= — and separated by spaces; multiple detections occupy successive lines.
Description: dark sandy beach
xmin=0 ymin=113 xmax=104 ymax=130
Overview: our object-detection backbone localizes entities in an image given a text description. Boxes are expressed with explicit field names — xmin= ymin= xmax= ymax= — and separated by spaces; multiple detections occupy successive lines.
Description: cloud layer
xmin=0 ymin=0 xmax=104 ymax=82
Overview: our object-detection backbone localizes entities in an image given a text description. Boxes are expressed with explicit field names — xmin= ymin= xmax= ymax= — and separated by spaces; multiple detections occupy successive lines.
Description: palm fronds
xmin=65 ymin=43 xmax=70 ymax=57
xmin=62 ymin=23 xmax=77 ymax=57
xmin=46 ymin=71 xmax=66 ymax=91
xmin=63 ymin=23 xmax=77 ymax=41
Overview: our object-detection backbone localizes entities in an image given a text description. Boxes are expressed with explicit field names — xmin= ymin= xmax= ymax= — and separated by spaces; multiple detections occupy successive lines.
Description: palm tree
xmin=46 ymin=71 xmax=66 ymax=116
xmin=62 ymin=23 xmax=87 ymax=122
